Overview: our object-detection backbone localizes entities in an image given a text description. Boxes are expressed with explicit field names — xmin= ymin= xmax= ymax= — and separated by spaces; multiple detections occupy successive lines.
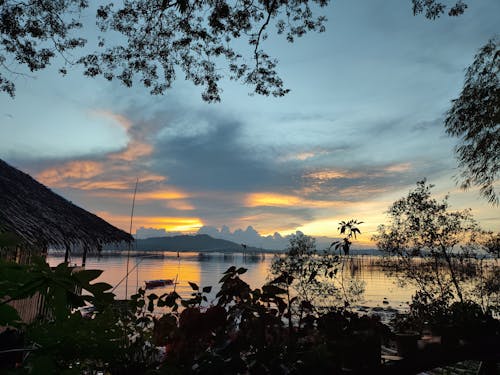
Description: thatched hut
xmin=0 ymin=159 xmax=132 ymax=265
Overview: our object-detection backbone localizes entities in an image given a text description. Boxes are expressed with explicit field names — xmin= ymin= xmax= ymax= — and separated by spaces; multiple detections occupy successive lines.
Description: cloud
xmin=96 ymin=211 xmax=204 ymax=233
xmin=304 ymin=169 xmax=359 ymax=180
xmin=384 ymin=163 xmax=412 ymax=173
xmin=91 ymin=109 xmax=133 ymax=130
xmin=150 ymin=113 xmax=296 ymax=192
xmin=109 ymin=140 xmax=154 ymax=161
xmin=37 ymin=161 xmax=104 ymax=186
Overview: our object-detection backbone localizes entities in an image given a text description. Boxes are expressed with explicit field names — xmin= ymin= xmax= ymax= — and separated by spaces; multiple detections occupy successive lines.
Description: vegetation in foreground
xmin=0 ymin=182 xmax=499 ymax=374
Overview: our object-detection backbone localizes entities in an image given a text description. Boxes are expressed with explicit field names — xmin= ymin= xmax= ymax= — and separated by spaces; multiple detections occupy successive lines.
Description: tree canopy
xmin=1 ymin=0 xmax=330 ymax=102
xmin=1 ymin=0 xmax=473 ymax=102
xmin=373 ymin=180 xmax=497 ymax=308
xmin=445 ymin=38 xmax=499 ymax=205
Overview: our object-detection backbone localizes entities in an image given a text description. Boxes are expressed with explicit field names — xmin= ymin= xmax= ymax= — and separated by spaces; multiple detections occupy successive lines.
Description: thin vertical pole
xmin=125 ymin=178 xmax=139 ymax=300
xmin=64 ymin=243 xmax=70 ymax=263
xmin=82 ymin=245 xmax=88 ymax=267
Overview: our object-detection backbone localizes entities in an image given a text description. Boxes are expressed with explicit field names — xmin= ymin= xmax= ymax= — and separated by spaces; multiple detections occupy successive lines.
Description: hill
xmin=104 ymin=234 xmax=266 ymax=252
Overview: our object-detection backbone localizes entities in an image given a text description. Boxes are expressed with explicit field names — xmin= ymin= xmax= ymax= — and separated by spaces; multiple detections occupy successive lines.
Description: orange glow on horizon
xmin=245 ymin=193 xmax=302 ymax=207
xmin=245 ymin=192 xmax=342 ymax=209
xmin=96 ymin=211 xmax=204 ymax=233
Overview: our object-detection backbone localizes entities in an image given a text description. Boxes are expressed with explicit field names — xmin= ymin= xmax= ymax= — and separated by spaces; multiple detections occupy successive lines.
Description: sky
xmin=0 ymin=0 xmax=498 ymax=248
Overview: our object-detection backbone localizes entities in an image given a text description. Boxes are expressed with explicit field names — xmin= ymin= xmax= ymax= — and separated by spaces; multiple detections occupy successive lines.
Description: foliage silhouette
xmin=0 ymin=0 xmax=328 ymax=101
xmin=374 ymin=180 xmax=499 ymax=331
xmin=270 ymin=223 xmax=365 ymax=314
xmin=0 ymin=0 xmax=480 ymax=101
xmin=0 ymin=232 xmax=391 ymax=373
xmin=445 ymin=38 xmax=500 ymax=205
xmin=411 ymin=0 xmax=468 ymax=19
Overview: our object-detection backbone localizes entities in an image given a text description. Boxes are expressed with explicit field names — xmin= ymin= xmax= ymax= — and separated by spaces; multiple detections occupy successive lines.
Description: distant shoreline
xmin=47 ymin=248 xmax=383 ymax=257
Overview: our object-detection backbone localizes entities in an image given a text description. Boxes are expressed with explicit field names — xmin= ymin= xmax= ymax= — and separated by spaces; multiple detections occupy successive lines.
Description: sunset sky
xmin=1 ymin=0 xmax=498 ymax=247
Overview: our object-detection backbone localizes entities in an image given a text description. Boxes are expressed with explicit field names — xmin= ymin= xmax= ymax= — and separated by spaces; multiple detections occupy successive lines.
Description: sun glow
xmin=245 ymin=193 xmax=302 ymax=207
xmin=96 ymin=211 xmax=204 ymax=233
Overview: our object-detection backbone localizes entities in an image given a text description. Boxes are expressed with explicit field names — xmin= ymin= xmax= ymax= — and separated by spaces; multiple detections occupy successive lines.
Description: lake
xmin=47 ymin=252 xmax=415 ymax=317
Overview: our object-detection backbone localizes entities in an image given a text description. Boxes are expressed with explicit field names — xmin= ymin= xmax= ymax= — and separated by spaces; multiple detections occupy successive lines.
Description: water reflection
xmin=46 ymin=252 xmax=415 ymax=312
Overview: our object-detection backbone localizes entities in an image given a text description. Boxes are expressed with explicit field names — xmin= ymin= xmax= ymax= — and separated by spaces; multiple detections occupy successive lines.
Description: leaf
xmin=236 ymin=267 xmax=247 ymax=275
xmin=73 ymin=269 xmax=103 ymax=284
xmin=219 ymin=273 xmax=232 ymax=283
xmin=188 ymin=281 xmax=199 ymax=291
xmin=87 ymin=282 xmax=113 ymax=295
xmin=262 ymin=284 xmax=287 ymax=296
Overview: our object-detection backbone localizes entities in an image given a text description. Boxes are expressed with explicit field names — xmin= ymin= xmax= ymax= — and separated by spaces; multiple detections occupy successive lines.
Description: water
xmin=47 ymin=252 xmax=415 ymax=314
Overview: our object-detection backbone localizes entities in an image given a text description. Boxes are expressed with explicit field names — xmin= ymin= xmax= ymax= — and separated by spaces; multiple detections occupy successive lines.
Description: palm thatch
xmin=0 ymin=159 xmax=132 ymax=251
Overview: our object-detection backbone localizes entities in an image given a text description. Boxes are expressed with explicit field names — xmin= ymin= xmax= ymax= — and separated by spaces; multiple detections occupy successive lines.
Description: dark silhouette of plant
xmin=270 ymin=227 xmax=365 ymax=314
xmin=1 ymin=1 xmax=483 ymax=102
xmin=445 ymin=38 xmax=500 ymax=205
xmin=270 ymin=233 xmax=343 ymax=312
xmin=374 ymin=180 xmax=499 ymax=320
xmin=411 ymin=0 xmax=468 ymax=19
xmin=1 ymin=258 xmax=390 ymax=373
xmin=0 ymin=0 xmax=328 ymax=101
xmin=329 ymin=219 xmax=364 ymax=306
xmin=0 ymin=256 xmax=157 ymax=373
xmin=151 ymin=265 xmax=386 ymax=373
xmin=331 ymin=219 xmax=363 ymax=256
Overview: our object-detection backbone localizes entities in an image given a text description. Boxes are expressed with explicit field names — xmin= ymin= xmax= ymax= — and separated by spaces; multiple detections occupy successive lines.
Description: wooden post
xmin=64 ymin=243 xmax=70 ymax=263
xmin=82 ymin=245 xmax=88 ymax=267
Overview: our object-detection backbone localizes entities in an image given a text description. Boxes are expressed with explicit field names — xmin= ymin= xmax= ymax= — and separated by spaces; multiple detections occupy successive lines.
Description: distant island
xmin=100 ymin=234 xmax=380 ymax=255
xmin=103 ymin=234 xmax=268 ymax=253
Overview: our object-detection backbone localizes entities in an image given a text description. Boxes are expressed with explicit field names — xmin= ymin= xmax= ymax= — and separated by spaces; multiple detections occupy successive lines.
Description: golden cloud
xmin=166 ymin=200 xmax=196 ymax=211
xmin=37 ymin=161 xmax=104 ymax=186
xmin=245 ymin=193 xmax=302 ymax=207
xmin=109 ymin=140 xmax=153 ymax=161
xmin=96 ymin=211 xmax=204 ymax=233
xmin=245 ymin=192 xmax=343 ymax=209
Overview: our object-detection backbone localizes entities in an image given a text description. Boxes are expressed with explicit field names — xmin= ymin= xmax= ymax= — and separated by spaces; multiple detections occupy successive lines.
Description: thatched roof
xmin=0 ymin=159 xmax=132 ymax=250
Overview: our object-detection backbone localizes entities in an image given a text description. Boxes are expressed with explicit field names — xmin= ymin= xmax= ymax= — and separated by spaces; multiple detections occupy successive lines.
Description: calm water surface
xmin=47 ymin=252 xmax=414 ymax=313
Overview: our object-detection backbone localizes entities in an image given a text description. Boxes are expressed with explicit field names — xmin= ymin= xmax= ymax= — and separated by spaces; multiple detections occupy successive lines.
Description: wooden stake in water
xmin=125 ymin=178 xmax=139 ymax=300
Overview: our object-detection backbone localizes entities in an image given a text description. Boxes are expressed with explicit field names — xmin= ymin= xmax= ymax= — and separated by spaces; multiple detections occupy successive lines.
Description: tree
xmin=270 ymin=227 xmax=365 ymax=313
xmin=1 ymin=0 xmax=328 ymax=102
xmin=444 ymin=38 xmax=499 ymax=205
xmin=270 ymin=233 xmax=344 ymax=309
xmin=373 ymin=180 xmax=496 ymax=310
xmin=411 ymin=0 xmax=468 ymax=19
xmin=0 ymin=1 xmax=475 ymax=102
xmin=410 ymin=3 xmax=499 ymax=205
